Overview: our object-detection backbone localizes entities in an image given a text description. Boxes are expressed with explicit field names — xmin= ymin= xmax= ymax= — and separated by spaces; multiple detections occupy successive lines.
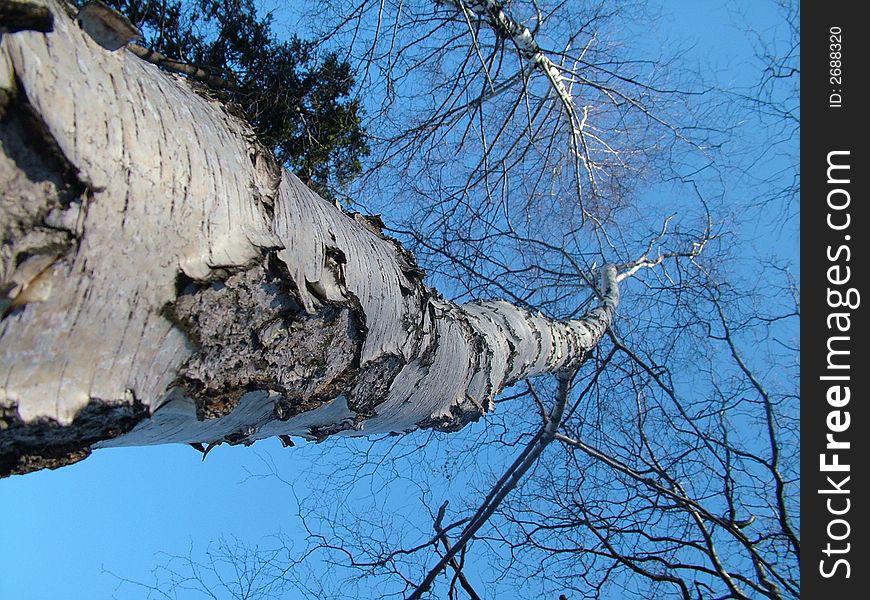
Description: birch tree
xmin=268 ymin=1 xmax=799 ymax=597
xmin=1 ymin=0 xmax=623 ymax=475
xmin=121 ymin=1 xmax=795 ymax=598
xmin=1 ymin=1 xmax=799 ymax=598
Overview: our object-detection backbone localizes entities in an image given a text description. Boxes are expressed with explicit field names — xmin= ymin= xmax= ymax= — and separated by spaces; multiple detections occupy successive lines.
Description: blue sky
xmin=0 ymin=2 xmax=797 ymax=598
xmin=1 ymin=441 xmax=297 ymax=598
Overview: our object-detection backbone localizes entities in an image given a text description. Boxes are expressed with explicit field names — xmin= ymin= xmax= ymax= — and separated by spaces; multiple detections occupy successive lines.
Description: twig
xmin=127 ymin=44 xmax=240 ymax=91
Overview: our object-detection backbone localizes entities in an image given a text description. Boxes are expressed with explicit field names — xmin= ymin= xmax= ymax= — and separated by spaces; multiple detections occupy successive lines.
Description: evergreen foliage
xmin=88 ymin=0 xmax=368 ymax=196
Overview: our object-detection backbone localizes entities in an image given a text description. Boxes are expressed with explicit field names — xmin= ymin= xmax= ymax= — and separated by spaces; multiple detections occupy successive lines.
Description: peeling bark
xmin=167 ymin=259 xmax=365 ymax=421
xmin=0 ymin=1 xmax=619 ymax=475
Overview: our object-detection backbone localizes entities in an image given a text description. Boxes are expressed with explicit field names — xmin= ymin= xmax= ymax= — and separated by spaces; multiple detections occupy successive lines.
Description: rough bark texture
xmin=0 ymin=1 xmax=618 ymax=476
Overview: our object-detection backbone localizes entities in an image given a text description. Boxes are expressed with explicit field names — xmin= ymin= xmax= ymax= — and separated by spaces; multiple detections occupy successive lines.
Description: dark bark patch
xmin=0 ymin=397 xmax=148 ymax=477
xmin=347 ymin=353 xmax=404 ymax=419
xmin=416 ymin=396 xmax=485 ymax=433
xmin=0 ymin=79 xmax=86 ymax=204
xmin=0 ymin=2 xmax=54 ymax=34
xmin=1 ymin=80 xmax=84 ymax=300
xmin=165 ymin=258 xmax=365 ymax=420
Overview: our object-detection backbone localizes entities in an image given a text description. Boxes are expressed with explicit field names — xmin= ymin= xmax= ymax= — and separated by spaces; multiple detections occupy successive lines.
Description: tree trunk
xmin=0 ymin=0 xmax=618 ymax=476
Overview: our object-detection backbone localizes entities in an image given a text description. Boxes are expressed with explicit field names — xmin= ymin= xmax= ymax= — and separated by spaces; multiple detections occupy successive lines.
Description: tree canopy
xmin=87 ymin=0 xmax=369 ymax=196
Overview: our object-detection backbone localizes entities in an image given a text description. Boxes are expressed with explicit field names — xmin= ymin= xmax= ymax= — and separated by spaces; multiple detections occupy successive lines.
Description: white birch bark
xmin=0 ymin=1 xmax=618 ymax=474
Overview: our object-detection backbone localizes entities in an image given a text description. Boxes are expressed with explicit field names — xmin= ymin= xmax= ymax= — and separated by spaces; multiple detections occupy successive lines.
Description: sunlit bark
xmin=0 ymin=1 xmax=617 ymax=475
